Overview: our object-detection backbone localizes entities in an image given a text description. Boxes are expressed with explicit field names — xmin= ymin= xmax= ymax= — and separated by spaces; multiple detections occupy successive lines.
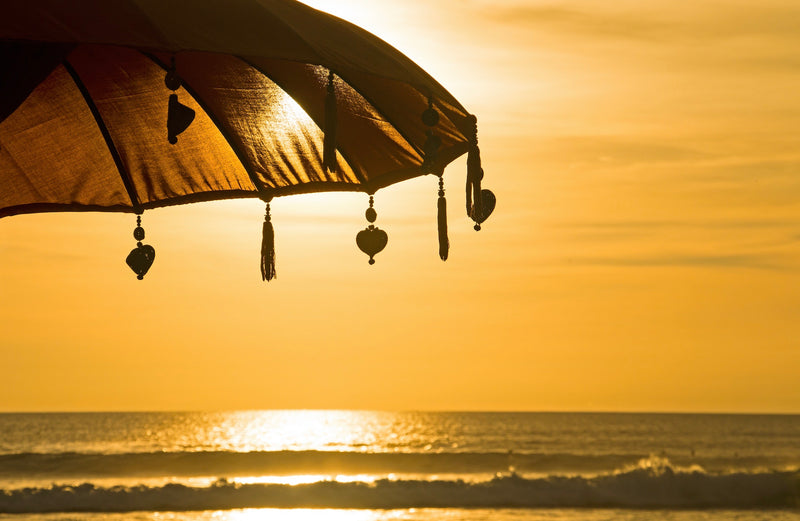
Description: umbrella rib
xmin=239 ymin=58 xmax=367 ymax=186
xmin=63 ymin=59 xmax=143 ymax=214
xmin=140 ymin=52 xmax=272 ymax=199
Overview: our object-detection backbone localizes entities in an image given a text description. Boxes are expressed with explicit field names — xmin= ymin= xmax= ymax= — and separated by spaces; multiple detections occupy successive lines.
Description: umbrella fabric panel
xmin=67 ymin=45 xmax=258 ymax=206
xmin=166 ymin=51 xmax=359 ymax=193
xmin=340 ymin=69 xmax=469 ymax=153
xmin=0 ymin=64 xmax=132 ymax=215
xmin=136 ymin=0 xmax=319 ymax=61
xmin=248 ymin=58 xmax=425 ymax=183
xmin=0 ymin=1 xmax=171 ymax=51
xmin=0 ymin=42 xmax=74 ymax=123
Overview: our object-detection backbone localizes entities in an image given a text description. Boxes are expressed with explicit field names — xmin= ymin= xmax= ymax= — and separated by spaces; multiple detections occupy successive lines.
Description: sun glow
xmin=232 ymin=475 xmax=331 ymax=486
xmin=273 ymin=87 xmax=315 ymax=127
xmin=189 ymin=509 xmax=406 ymax=521
xmin=187 ymin=410 xmax=399 ymax=453
xmin=231 ymin=474 xmax=382 ymax=486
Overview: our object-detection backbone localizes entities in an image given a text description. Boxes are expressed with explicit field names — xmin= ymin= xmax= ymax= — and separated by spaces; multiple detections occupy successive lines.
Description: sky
xmin=1 ymin=0 xmax=799 ymax=413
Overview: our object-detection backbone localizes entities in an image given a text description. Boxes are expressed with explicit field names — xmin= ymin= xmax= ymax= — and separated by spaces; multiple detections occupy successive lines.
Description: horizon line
xmin=1 ymin=408 xmax=798 ymax=416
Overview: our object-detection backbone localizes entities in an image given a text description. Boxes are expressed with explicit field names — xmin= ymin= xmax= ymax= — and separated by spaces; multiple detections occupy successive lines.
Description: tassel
xmin=466 ymin=115 xmax=484 ymax=228
xmin=468 ymin=146 xmax=483 ymax=220
xmin=260 ymin=202 xmax=276 ymax=281
xmin=437 ymin=176 xmax=449 ymax=261
xmin=323 ymin=70 xmax=337 ymax=173
xmin=465 ymin=170 xmax=473 ymax=217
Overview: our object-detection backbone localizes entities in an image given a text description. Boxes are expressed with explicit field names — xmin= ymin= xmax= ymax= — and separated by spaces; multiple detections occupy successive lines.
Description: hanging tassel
xmin=323 ymin=70 xmax=337 ymax=173
xmin=465 ymin=170 xmax=473 ymax=217
xmin=468 ymin=146 xmax=483 ymax=223
xmin=466 ymin=115 xmax=484 ymax=229
xmin=437 ymin=176 xmax=449 ymax=261
xmin=260 ymin=202 xmax=276 ymax=281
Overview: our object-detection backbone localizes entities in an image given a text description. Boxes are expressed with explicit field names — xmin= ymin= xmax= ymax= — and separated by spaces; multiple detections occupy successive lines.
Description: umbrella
xmin=0 ymin=0 xmax=495 ymax=280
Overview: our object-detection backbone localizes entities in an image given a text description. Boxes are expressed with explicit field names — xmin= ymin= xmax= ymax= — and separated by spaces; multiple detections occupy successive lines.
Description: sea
xmin=0 ymin=411 xmax=797 ymax=521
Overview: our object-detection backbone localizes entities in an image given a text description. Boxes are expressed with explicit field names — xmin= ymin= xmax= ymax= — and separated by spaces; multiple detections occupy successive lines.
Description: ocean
xmin=0 ymin=411 xmax=797 ymax=520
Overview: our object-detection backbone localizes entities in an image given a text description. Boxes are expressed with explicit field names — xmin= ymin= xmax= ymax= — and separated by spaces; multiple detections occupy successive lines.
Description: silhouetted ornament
xmin=357 ymin=226 xmax=388 ymax=265
xmin=126 ymin=243 xmax=155 ymax=280
xmin=357 ymin=195 xmax=387 ymax=264
xmin=164 ymin=69 xmax=181 ymax=91
xmin=167 ymin=94 xmax=195 ymax=145
xmin=126 ymin=214 xmax=155 ymax=279
xmin=471 ymin=189 xmax=496 ymax=231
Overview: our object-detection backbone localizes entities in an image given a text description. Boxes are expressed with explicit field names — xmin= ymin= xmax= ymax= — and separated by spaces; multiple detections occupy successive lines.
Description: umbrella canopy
xmin=0 ymin=0 xmax=493 ymax=279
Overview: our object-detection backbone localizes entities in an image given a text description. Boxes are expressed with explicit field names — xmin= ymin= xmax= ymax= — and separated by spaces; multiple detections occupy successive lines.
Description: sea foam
xmin=1 ymin=462 xmax=797 ymax=513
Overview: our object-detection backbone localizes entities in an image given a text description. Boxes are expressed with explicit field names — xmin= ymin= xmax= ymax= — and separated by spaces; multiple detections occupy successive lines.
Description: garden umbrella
xmin=0 ymin=0 xmax=494 ymax=279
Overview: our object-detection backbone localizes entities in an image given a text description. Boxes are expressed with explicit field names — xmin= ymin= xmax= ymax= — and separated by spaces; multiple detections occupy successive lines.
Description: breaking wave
xmin=1 ymin=461 xmax=798 ymax=513
xmin=2 ymin=450 xmax=795 ymax=478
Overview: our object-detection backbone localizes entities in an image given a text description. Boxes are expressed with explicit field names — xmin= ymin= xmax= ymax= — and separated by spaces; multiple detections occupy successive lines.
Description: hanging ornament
xmin=323 ymin=70 xmax=338 ymax=173
xmin=165 ymin=56 xmax=195 ymax=145
xmin=437 ymin=175 xmax=449 ymax=261
xmin=472 ymin=189 xmax=496 ymax=230
xmin=125 ymin=214 xmax=155 ymax=280
xmin=356 ymin=195 xmax=388 ymax=265
xmin=260 ymin=200 xmax=276 ymax=281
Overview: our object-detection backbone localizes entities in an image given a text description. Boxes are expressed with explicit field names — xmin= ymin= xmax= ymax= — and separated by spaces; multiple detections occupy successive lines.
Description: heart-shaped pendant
xmin=472 ymin=189 xmax=496 ymax=228
xmin=167 ymin=94 xmax=196 ymax=145
xmin=356 ymin=225 xmax=388 ymax=265
xmin=126 ymin=244 xmax=156 ymax=280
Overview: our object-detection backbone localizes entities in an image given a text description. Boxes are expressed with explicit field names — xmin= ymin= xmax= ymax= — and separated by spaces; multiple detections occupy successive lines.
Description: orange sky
xmin=1 ymin=0 xmax=799 ymax=413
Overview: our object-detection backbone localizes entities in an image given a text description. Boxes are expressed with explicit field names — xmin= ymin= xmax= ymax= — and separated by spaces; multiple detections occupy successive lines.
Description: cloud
xmin=533 ymin=136 xmax=712 ymax=168
xmin=561 ymin=253 xmax=792 ymax=271
xmin=546 ymin=220 xmax=800 ymax=270
xmin=478 ymin=5 xmax=669 ymax=42
xmin=474 ymin=1 xmax=800 ymax=43
xmin=558 ymin=219 xmax=800 ymax=231
xmin=529 ymin=136 xmax=800 ymax=189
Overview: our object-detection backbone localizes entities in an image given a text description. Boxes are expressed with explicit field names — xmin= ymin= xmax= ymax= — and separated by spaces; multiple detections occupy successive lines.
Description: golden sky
xmin=1 ymin=0 xmax=799 ymax=413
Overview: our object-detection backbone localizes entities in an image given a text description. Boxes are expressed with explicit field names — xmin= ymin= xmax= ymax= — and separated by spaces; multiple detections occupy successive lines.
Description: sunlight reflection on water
xmin=190 ymin=410 xmax=400 ymax=453
xmin=148 ymin=509 xmax=421 ymax=521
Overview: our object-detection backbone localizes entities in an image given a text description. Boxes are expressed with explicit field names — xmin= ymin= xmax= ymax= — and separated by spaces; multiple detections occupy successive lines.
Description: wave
xmin=0 ymin=462 xmax=798 ymax=512
xmin=1 ymin=450 xmax=795 ymax=479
